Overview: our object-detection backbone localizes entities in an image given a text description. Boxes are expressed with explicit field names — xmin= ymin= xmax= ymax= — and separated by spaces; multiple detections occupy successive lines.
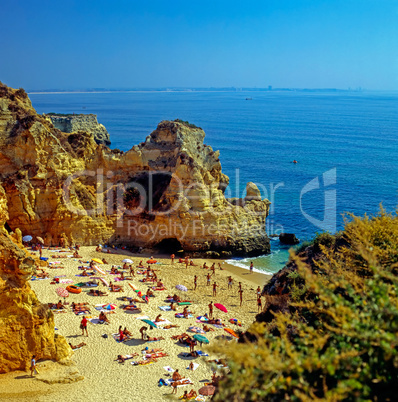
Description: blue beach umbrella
xmin=141 ymin=319 xmax=157 ymax=328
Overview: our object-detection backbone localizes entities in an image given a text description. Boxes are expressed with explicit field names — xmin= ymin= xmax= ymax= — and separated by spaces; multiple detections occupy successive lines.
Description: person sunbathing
xmin=172 ymin=294 xmax=181 ymax=302
xmin=96 ymin=246 xmax=101 ymax=252
xmin=56 ymin=300 xmax=64 ymax=309
xmin=170 ymin=302 xmax=177 ymax=311
xmin=186 ymin=389 xmax=197 ymax=399
xmin=156 ymin=280 xmax=164 ymax=288
xmin=116 ymin=353 xmax=138 ymax=363
xmin=69 ymin=342 xmax=86 ymax=350
xmin=73 ymin=251 xmax=82 ymax=258
xmin=123 ymin=327 xmax=132 ymax=337
xmin=146 ymin=289 xmax=154 ymax=297
xmin=163 ymin=324 xmax=179 ymax=329
xmin=99 ymin=311 xmax=109 ymax=323
xmin=203 ymin=324 xmax=215 ymax=332
xmin=207 ymin=318 xmax=223 ymax=325
xmin=81 ymin=269 xmax=89 ymax=276
xmin=88 ymin=289 xmax=107 ymax=296
xmin=137 ymin=261 xmax=145 ymax=268
xmin=110 ymin=283 xmax=123 ymax=292
xmin=155 ymin=314 xmax=165 ymax=322
xmin=102 ymin=258 xmax=108 ymax=264
xmin=189 ymin=260 xmax=197 ymax=266
xmin=146 ymin=335 xmax=165 ymax=342
xmin=172 ymin=369 xmax=184 ymax=381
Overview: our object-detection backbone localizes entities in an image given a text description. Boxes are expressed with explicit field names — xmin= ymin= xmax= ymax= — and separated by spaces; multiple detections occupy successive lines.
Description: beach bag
xmin=80 ymin=323 xmax=84 ymax=330
xmin=102 ymin=334 xmax=108 ymax=338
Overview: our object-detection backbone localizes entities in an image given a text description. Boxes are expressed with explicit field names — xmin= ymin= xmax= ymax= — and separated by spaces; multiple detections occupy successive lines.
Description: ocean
xmin=29 ymin=91 xmax=398 ymax=275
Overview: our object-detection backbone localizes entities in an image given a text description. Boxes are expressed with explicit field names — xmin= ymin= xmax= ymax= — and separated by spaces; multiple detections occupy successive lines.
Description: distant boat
xmin=245 ymin=97 xmax=252 ymax=100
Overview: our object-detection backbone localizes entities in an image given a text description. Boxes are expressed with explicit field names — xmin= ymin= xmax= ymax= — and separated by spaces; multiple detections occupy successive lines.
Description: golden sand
xmin=0 ymin=246 xmax=270 ymax=401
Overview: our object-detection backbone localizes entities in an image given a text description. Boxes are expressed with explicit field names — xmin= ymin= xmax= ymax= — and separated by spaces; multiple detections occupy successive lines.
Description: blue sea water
xmin=29 ymin=91 xmax=398 ymax=275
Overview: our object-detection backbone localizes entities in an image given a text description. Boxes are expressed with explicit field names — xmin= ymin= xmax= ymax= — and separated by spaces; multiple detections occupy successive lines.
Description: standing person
xmin=39 ymin=245 xmax=42 ymax=258
xmin=212 ymin=282 xmax=219 ymax=297
xmin=218 ymin=262 xmax=223 ymax=270
xmin=193 ymin=275 xmax=198 ymax=290
xmin=227 ymin=276 xmax=233 ymax=290
xmin=238 ymin=282 xmax=242 ymax=292
xmin=129 ymin=265 xmax=135 ymax=277
xmin=210 ymin=263 xmax=216 ymax=276
xmin=238 ymin=289 xmax=244 ymax=306
xmin=250 ymin=261 xmax=254 ymax=274
xmin=257 ymin=296 xmax=262 ymax=313
xmin=140 ymin=326 xmax=147 ymax=340
xmin=206 ymin=273 xmax=211 ymax=286
xmin=256 ymin=286 xmax=261 ymax=298
xmin=30 ymin=355 xmax=38 ymax=376
xmin=171 ymin=254 xmax=175 ymax=264
xmin=80 ymin=316 xmax=88 ymax=337
xmin=185 ymin=257 xmax=189 ymax=269
xmin=208 ymin=301 xmax=213 ymax=318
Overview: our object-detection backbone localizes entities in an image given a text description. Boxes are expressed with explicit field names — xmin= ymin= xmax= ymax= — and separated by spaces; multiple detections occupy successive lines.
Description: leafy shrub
xmin=212 ymin=209 xmax=398 ymax=401
xmin=174 ymin=119 xmax=200 ymax=129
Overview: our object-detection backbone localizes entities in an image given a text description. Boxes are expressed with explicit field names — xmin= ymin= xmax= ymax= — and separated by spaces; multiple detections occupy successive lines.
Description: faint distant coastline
xmin=27 ymin=87 xmax=361 ymax=95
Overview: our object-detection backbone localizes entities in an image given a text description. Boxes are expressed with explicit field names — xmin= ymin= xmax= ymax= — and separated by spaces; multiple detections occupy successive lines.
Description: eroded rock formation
xmin=0 ymin=83 xmax=270 ymax=256
xmin=46 ymin=113 xmax=111 ymax=145
xmin=0 ymin=190 xmax=72 ymax=373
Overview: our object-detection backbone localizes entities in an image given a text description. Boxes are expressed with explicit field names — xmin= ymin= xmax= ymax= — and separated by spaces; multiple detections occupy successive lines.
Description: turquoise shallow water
xmin=30 ymin=91 xmax=398 ymax=274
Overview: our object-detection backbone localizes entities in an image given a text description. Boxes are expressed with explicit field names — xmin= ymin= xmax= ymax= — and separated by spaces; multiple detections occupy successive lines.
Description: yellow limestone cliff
xmin=0 ymin=184 xmax=72 ymax=373
xmin=0 ymin=83 xmax=270 ymax=257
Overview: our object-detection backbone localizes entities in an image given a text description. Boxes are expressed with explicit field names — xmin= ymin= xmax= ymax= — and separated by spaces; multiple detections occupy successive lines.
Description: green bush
xmin=212 ymin=209 xmax=398 ymax=401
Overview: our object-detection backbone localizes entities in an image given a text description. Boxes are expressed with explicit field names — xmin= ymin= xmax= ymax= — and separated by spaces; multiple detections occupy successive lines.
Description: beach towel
xmin=170 ymin=378 xmax=193 ymax=387
xmin=159 ymin=306 xmax=172 ymax=311
xmin=59 ymin=279 xmax=74 ymax=284
xmin=196 ymin=350 xmax=209 ymax=357
xmin=89 ymin=318 xmax=108 ymax=325
xmin=135 ymin=315 xmax=150 ymax=320
xmin=154 ymin=319 xmax=172 ymax=327
xmin=186 ymin=362 xmax=199 ymax=371
xmin=175 ymin=313 xmax=193 ymax=319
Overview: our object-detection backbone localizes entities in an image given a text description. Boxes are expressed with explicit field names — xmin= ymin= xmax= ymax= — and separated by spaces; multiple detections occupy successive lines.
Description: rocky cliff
xmin=46 ymin=113 xmax=111 ymax=145
xmin=0 ymin=181 xmax=72 ymax=373
xmin=0 ymin=83 xmax=270 ymax=257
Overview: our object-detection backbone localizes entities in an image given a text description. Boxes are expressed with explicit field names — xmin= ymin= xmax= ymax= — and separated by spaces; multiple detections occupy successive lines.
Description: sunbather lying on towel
xmin=116 ymin=353 xmax=138 ymax=363
xmin=69 ymin=342 xmax=86 ymax=350
xmin=110 ymin=283 xmax=123 ymax=292
xmin=88 ymin=289 xmax=107 ymax=296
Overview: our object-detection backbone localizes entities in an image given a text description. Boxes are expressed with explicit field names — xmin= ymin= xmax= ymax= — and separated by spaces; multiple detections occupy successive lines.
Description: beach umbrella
xmin=103 ymin=303 xmax=116 ymax=310
xmin=93 ymin=266 xmax=106 ymax=275
xmin=175 ymin=284 xmax=187 ymax=292
xmin=188 ymin=326 xmax=205 ymax=334
xmin=56 ymin=287 xmax=69 ymax=298
xmin=92 ymin=258 xmax=103 ymax=264
xmin=196 ymin=316 xmax=209 ymax=322
xmin=22 ymin=235 xmax=32 ymax=242
xmin=199 ymin=385 xmax=215 ymax=396
xmin=229 ymin=318 xmax=242 ymax=326
xmin=122 ymin=259 xmax=133 ymax=263
xmin=141 ymin=319 xmax=157 ymax=328
xmin=224 ymin=328 xmax=239 ymax=338
xmin=193 ymin=334 xmax=209 ymax=344
xmin=36 ymin=236 xmax=44 ymax=244
xmin=214 ymin=303 xmax=228 ymax=313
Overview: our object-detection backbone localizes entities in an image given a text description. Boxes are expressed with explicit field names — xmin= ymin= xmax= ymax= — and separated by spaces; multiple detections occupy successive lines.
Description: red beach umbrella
xmin=56 ymin=287 xmax=69 ymax=298
xmin=214 ymin=303 xmax=228 ymax=313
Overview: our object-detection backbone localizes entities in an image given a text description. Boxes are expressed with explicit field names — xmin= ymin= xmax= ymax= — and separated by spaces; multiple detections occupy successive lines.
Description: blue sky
xmin=1 ymin=0 xmax=397 ymax=90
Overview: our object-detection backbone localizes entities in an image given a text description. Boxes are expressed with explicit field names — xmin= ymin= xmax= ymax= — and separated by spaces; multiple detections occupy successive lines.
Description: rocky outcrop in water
xmin=0 ymin=83 xmax=270 ymax=257
xmin=46 ymin=113 xmax=111 ymax=145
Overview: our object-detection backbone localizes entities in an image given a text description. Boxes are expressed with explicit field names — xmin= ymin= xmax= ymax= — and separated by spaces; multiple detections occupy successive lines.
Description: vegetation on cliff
xmin=212 ymin=208 xmax=398 ymax=401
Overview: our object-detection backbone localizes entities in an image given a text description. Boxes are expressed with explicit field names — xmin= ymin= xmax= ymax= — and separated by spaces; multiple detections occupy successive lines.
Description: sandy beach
xmin=0 ymin=246 xmax=269 ymax=401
